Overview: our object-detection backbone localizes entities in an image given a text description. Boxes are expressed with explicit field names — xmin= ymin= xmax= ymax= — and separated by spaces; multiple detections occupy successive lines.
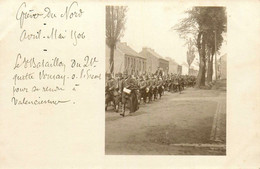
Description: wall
xmin=158 ymin=59 xmax=169 ymax=74
xmin=139 ymin=49 xmax=158 ymax=74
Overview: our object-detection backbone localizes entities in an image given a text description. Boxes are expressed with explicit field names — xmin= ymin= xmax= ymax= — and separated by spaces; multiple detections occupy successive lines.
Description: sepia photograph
xmin=1 ymin=0 xmax=260 ymax=168
xmin=105 ymin=5 xmax=227 ymax=155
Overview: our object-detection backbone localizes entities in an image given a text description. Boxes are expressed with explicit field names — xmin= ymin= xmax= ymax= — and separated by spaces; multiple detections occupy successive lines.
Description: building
xmin=181 ymin=62 xmax=189 ymax=75
xmin=189 ymin=66 xmax=199 ymax=76
xmin=218 ymin=53 xmax=227 ymax=79
xmin=166 ymin=57 xmax=179 ymax=74
xmin=139 ymin=47 xmax=169 ymax=74
xmin=158 ymin=58 xmax=169 ymax=74
xmin=177 ymin=65 xmax=182 ymax=75
xmin=106 ymin=42 xmax=146 ymax=75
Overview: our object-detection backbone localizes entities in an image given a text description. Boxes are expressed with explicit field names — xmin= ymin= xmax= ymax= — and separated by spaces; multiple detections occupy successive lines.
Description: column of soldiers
xmin=105 ymin=72 xmax=196 ymax=117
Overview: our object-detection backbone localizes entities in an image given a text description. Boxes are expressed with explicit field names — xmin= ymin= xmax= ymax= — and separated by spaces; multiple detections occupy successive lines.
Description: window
xmin=128 ymin=57 xmax=130 ymax=68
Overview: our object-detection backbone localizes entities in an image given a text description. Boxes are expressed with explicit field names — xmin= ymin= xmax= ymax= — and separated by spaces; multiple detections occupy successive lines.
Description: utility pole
xmin=214 ymin=30 xmax=218 ymax=80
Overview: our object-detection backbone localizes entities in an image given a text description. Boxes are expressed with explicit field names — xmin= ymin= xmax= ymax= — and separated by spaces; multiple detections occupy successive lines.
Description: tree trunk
xmin=207 ymin=54 xmax=213 ymax=83
xmin=215 ymin=52 xmax=218 ymax=80
xmin=195 ymin=32 xmax=206 ymax=88
xmin=109 ymin=45 xmax=115 ymax=74
xmin=214 ymin=31 xmax=218 ymax=80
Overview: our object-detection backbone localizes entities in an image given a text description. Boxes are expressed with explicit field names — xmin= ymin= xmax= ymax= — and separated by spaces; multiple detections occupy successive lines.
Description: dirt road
xmin=105 ymin=88 xmax=226 ymax=155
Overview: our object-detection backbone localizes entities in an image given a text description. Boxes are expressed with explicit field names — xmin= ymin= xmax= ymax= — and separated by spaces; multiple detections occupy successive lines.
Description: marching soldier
xmin=173 ymin=74 xmax=179 ymax=92
xmin=121 ymin=72 xmax=128 ymax=115
xmin=114 ymin=73 xmax=124 ymax=112
xmin=139 ymin=76 xmax=147 ymax=104
xmin=157 ymin=76 xmax=163 ymax=98
xmin=147 ymin=75 xmax=153 ymax=103
xmin=166 ymin=75 xmax=172 ymax=92
xmin=120 ymin=73 xmax=139 ymax=117
xmin=146 ymin=76 xmax=153 ymax=103
xmin=136 ymin=76 xmax=141 ymax=104
xmin=105 ymin=73 xmax=117 ymax=111
xmin=177 ymin=75 xmax=182 ymax=94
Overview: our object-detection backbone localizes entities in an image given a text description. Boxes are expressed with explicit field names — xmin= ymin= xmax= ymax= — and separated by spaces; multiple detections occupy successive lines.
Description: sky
xmin=121 ymin=3 xmax=227 ymax=69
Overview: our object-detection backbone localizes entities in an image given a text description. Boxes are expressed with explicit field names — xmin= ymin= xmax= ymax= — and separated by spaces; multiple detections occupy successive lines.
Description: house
xmin=139 ymin=47 xmax=169 ymax=74
xmin=189 ymin=66 xmax=199 ymax=76
xmin=177 ymin=65 xmax=182 ymax=75
xmin=166 ymin=57 xmax=179 ymax=74
xmin=106 ymin=42 xmax=146 ymax=75
xmin=181 ymin=62 xmax=189 ymax=75
xmin=158 ymin=58 xmax=169 ymax=74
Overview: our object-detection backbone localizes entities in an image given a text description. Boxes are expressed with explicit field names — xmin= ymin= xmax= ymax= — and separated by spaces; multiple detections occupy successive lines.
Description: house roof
xmin=165 ymin=57 xmax=179 ymax=65
xmin=116 ymin=42 xmax=145 ymax=59
xmin=143 ymin=47 xmax=164 ymax=59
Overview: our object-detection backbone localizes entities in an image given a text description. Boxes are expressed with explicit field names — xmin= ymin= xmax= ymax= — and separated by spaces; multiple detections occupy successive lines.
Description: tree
xmin=186 ymin=38 xmax=196 ymax=75
xmin=206 ymin=31 xmax=224 ymax=83
xmin=174 ymin=7 xmax=227 ymax=88
xmin=204 ymin=8 xmax=226 ymax=82
xmin=106 ymin=6 xmax=127 ymax=74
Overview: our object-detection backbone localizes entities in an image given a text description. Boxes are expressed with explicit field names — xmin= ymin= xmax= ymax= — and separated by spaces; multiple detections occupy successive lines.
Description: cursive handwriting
xmin=14 ymin=53 xmax=66 ymax=71
xmin=11 ymin=97 xmax=70 ymax=105
xmin=16 ymin=1 xmax=84 ymax=28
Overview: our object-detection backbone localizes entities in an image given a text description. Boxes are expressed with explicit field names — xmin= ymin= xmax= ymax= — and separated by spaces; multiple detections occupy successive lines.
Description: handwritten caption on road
xmin=12 ymin=1 xmax=101 ymax=106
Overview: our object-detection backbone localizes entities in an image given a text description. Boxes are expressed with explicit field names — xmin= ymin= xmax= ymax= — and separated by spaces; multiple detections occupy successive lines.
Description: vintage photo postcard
xmin=0 ymin=0 xmax=259 ymax=169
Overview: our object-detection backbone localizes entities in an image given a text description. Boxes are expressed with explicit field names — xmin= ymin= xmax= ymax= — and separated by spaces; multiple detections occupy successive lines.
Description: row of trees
xmin=175 ymin=7 xmax=227 ymax=88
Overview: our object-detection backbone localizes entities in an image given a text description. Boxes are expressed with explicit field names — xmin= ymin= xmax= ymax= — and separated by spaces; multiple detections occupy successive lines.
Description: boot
xmin=120 ymin=104 xmax=125 ymax=117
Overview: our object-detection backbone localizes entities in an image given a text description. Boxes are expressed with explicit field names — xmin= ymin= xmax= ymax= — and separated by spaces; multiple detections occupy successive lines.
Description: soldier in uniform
xmin=152 ymin=75 xmax=158 ymax=100
xmin=177 ymin=75 xmax=182 ymax=94
xmin=188 ymin=75 xmax=193 ymax=87
xmin=170 ymin=74 xmax=175 ymax=92
xmin=120 ymin=73 xmax=139 ymax=117
xmin=144 ymin=75 xmax=150 ymax=103
xmin=173 ymin=74 xmax=179 ymax=92
xmin=121 ymin=72 xmax=128 ymax=115
xmin=114 ymin=73 xmax=123 ymax=112
xmin=166 ymin=75 xmax=171 ymax=92
xmin=139 ymin=76 xmax=147 ymax=104
xmin=105 ymin=73 xmax=117 ymax=111
xmin=157 ymin=76 xmax=164 ymax=98
xmin=130 ymin=75 xmax=139 ymax=112
xmin=147 ymin=75 xmax=153 ymax=103
xmin=180 ymin=75 xmax=185 ymax=91
xmin=136 ymin=75 xmax=141 ymax=104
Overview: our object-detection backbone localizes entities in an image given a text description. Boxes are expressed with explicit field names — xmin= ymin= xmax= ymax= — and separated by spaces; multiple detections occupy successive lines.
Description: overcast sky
xmin=121 ymin=3 xmax=227 ymax=68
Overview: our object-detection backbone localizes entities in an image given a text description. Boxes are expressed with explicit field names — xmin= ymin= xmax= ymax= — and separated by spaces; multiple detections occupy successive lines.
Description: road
xmin=105 ymin=87 xmax=226 ymax=155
